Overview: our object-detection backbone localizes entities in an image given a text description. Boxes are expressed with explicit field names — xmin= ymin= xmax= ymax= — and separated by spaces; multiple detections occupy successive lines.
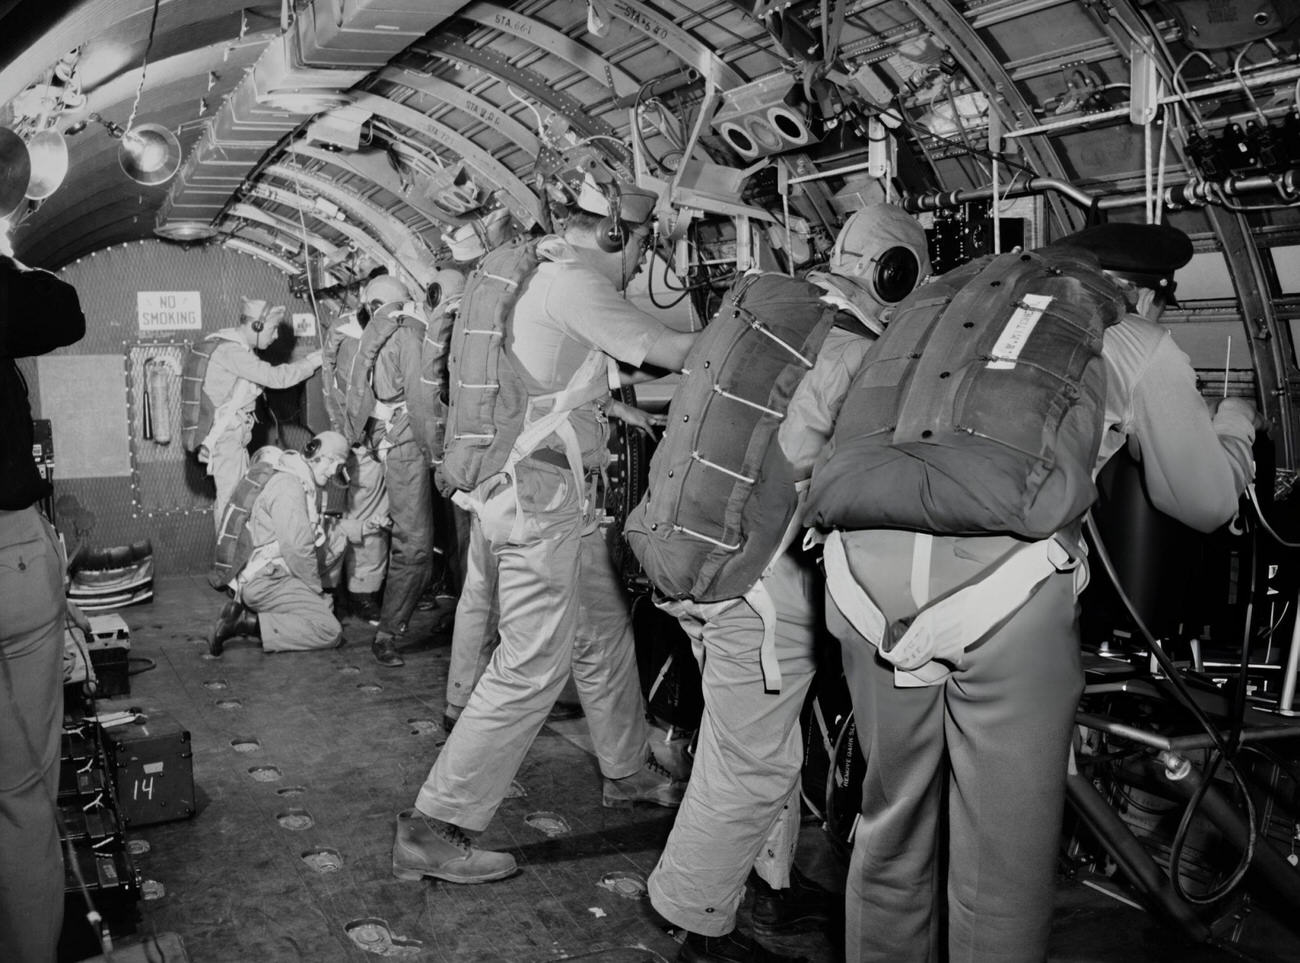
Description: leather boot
xmin=208 ymin=599 xmax=245 ymax=657
xmin=602 ymin=752 xmax=686 ymax=809
xmin=680 ymin=929 xmax=808 ymax=963
xmin=442 ymin=705 xmax=461 ymax=734
xmin=749 ymin=868 xmax=836 ymax=938
xmin=348 ymin=591 xmax=382 ymax=626
xmin=371 ymin=632 xmax=404 ymax=668
xmin=391 ymin=809 xmax=517 ymax=884
xmin=238 ymin=608 xmax=261 ymax=639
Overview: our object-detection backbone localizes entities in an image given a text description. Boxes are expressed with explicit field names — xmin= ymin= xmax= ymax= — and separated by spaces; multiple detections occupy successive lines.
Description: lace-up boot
xmin=602 ymin=751 xmax=687 ymax=809
xmin=391 ymin=809 xmax=517 ymax=884
xmin=680 ymin=928 xmax=809 ymax=963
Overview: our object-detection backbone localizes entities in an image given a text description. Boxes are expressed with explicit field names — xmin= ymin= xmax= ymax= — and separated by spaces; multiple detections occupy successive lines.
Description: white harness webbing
xmin=739 ymin=479 xmax=815 ymax=694
xmin=453 ymin=350 xmax=611 ymax=542
xmin=371 ymin=399 xmax=409 ymax=462
xmin=822 ymin=529 xmax=1077 ymax=686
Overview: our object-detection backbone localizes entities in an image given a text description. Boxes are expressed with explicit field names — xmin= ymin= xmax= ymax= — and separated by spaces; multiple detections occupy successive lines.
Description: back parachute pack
xmin=440 ymin=237 xmax=541 ymax=492
xmin=624 ymin=273 xmax=839 ymax=603
xmin=179 ymin=335 xmax=227 ymax=453
xmin=420 ymin=295 xmax=460 ymax=479
xmin=804 ymin=248 xmax=1128 ymax=540
xmin=209 ymin=451 xmax=283 ymax=590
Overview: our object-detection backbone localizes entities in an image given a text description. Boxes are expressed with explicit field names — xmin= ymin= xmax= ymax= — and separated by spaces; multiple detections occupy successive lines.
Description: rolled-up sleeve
xmin=542 ymin=265 xmax=664 ymax=367
xmin=1129 ymin=332 xmax=1254 ymax=533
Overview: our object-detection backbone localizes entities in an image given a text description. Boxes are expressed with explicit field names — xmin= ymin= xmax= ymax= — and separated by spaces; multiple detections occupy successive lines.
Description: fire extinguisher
xmin=144 ymin=358 xmax=175 ymax=445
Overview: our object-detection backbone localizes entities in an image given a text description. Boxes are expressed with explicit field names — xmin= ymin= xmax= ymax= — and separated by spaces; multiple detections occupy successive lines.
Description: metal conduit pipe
xmin=1064 ymin=771 xmax=1211 ymax=939
xmin=1140 ymin=751 xmax=1300 ymax=915
xmin=904 ymin=169 xmax=1300 ymax=217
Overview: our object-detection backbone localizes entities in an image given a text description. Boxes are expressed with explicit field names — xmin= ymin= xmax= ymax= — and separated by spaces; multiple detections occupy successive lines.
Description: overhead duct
xmin=156 ymin=1 xmax=462 ymax=242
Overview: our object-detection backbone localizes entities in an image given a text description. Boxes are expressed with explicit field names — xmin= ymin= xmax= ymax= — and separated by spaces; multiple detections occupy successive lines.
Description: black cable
xmin=646 ymin=232 xmax=692 ymax=310
xmin=127 ymin=656 xmax=157 ymax=676
xmin=1085 ymin=511 xmax=1258 ymax=905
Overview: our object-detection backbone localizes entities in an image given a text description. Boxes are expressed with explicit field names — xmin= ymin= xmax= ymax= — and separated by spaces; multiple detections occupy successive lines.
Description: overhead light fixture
xmin=112 ymin=0 xmax=179 ymax=186
xmin=155 ymin=219 xmax=219 ymax=242
xmin=118 ymin=123 xmax=181 ymax=186
xmin=25 ymin=129 xmax=69 ymax=200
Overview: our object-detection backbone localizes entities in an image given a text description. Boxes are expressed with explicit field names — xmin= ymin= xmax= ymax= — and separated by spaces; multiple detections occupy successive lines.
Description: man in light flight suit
xmin=393 ymin=182 xmax=697 ymax=883
xmin=647 ymin=204 xmax=932 ymax=963
xmin=208 ymin=431 xmax=356 ymax=655
xmin=198 ymin=298 xmax=321 ymax=532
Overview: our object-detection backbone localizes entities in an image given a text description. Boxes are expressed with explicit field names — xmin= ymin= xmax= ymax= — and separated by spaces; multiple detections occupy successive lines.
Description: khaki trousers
xmin=241 ymin=570 xmax=343 ymax=652
xmin=415 ymin=461 xmax=647 ymax=831
xmin=647 ymin=552 xmax=818 ymax=936
xmin=445 ymin=511 xmax=498 ymax=711
xmin=209 ymin=431 xmax=250 ymax=536
xmin=0 ymin=507 xmax=65 ymax=963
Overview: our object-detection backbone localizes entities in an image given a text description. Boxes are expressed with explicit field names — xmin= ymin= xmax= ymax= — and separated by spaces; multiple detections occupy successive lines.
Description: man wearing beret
xmin=809 ymin=222 xmax=1259 ymax=963
xmin=198 ymin=298 xmax=322 ymax=532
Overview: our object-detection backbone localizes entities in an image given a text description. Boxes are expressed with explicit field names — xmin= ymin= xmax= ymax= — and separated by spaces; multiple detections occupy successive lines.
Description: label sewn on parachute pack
xmin=987 ymin=293 xmax=1052 ymax=370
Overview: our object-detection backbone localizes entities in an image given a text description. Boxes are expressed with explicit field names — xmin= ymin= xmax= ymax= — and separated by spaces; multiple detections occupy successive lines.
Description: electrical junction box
xmin=86 ymin=612 xmax=132 ymax=698
xmin=104 ymin=711 xmax=196 ymax=827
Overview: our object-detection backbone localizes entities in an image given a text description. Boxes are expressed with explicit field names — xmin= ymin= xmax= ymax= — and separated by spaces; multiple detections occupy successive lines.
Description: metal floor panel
xmin=79 ymin=576 xmax=1300 ymax=963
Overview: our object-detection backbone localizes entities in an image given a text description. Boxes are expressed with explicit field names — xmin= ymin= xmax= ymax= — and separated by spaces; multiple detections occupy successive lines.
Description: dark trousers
xmin=374 ymin=420 xmax=433 ymax=637
xmin=829 ymin=534 xmax=1083 ymax=963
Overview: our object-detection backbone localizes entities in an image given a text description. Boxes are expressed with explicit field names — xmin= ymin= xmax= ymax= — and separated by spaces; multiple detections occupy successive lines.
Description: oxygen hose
xmin=1084 ymin=510 xmax=1258 ymax=905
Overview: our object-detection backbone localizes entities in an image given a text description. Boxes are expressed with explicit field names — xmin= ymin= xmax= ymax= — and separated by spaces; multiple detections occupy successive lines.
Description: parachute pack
xmin=179 ymin=334 xmax=231 ymax=453
xmin=209 ymin=451 xmax=284 ymax=590
xmin=420 ymin=295 xmax=460 ymax=477
xmin=339 ymin=310 xmax=402 ymax=445
xmin=439 ymin=237 xmax=542 ymax=492
xmin=623 ymin=272 xmax=840 ymax=603
xmin=320 ymin=315 xmax=364 ymax=436
xmin=805 ymin=248 xmax=1129 ymax=540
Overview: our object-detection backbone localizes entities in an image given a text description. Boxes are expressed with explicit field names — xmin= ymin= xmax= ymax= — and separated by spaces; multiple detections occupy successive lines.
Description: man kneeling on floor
xmin=208 ymin=430 xmax=356 ymax=655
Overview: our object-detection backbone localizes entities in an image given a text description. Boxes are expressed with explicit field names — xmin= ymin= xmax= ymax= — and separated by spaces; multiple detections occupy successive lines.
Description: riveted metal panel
xmin=52 ymin=241 xmax=320 ymax=576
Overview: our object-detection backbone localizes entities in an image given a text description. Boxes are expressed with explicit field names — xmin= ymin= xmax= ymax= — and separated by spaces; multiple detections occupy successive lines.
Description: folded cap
xmin=241 ymin=298 xmax=287 ymax=327
xmin=575 ymin=173 xmax=659 ymax=225
xmin=1048 ymin=223 xmax=1193 ymax=302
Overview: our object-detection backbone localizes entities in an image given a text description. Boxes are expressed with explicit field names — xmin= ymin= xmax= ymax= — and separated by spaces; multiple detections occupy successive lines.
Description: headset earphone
xmin=596 ymin=214 xmax=629 ymax=253
xmin=303 ymin=436 xmax=321 ymax=458
xmin=872 ymin=246 xmax=922 ymax=303
xmin=250 ymin=314 xmax=265 ymax=333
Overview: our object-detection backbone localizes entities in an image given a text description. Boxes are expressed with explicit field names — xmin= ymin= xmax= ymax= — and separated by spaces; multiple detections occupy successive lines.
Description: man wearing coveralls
xmin=809 ymin=223 xmax=1260 ymax=963
xmin=207 ymin=431 xmax=355 ymax=655
xmin=198 ymin=298 xmax=321 ymax=533
xmin=647 ymin=204 xmax=931 ymax=963
xmin=357 ymin=275 xmax=439 ymax=668
xmin=392 ymin=182 xmax=698 ymax=883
